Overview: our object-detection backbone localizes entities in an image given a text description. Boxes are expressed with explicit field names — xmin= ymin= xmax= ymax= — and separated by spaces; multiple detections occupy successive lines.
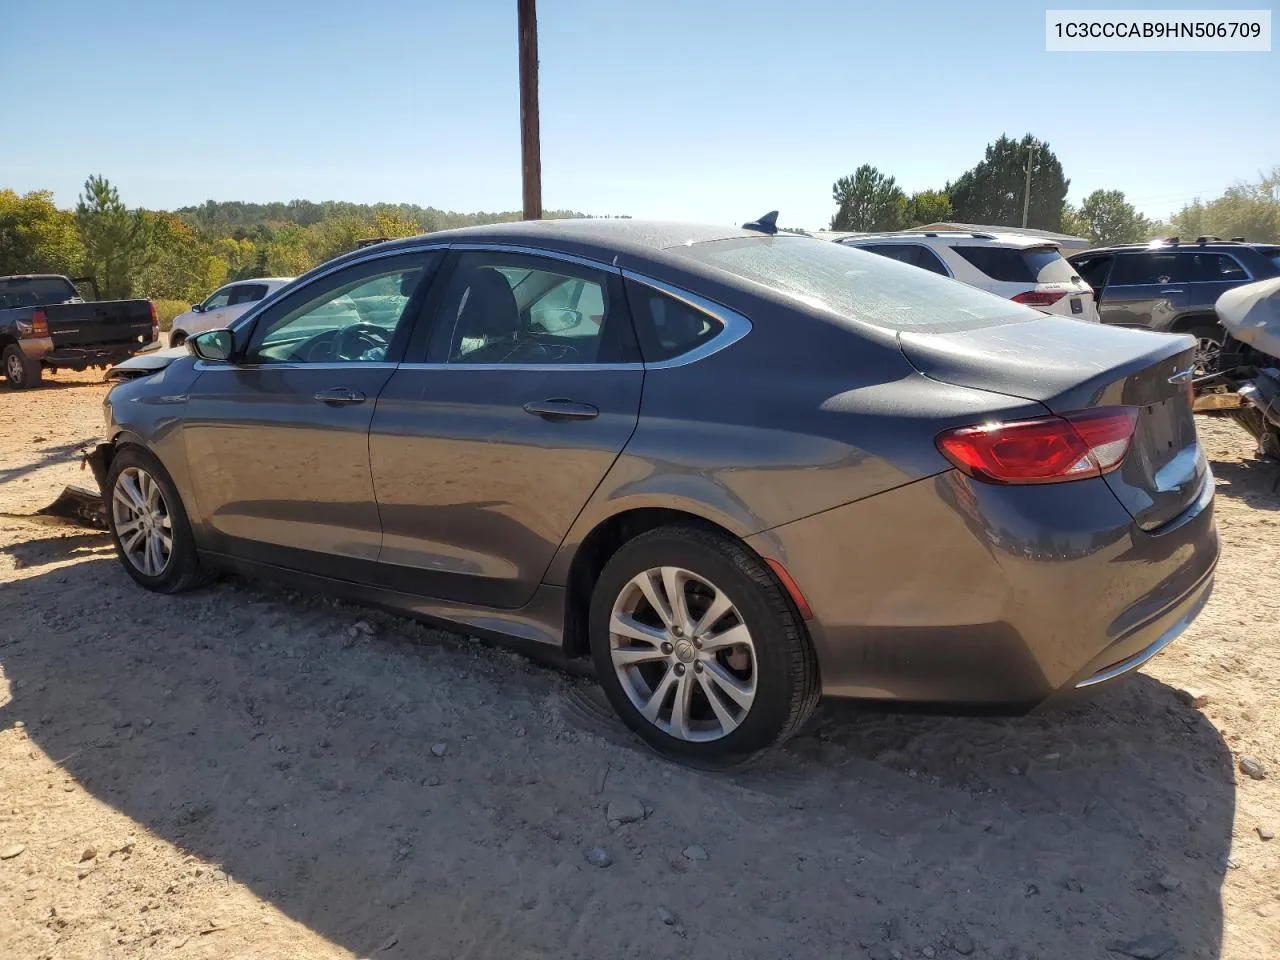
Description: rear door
xmin=368 ymin=249 xmax=643 ymax=608
xmin=1182 ymin=251 xmax=1252 ymax=314
xmin=1097 ymin=252 xmax=1191 ymax=329
xmin=182 ymin=251 xmax=439 ymax=572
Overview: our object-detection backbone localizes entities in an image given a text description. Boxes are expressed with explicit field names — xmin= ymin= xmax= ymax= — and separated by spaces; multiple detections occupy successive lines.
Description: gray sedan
xmin=93 ymin=217 xmax=1219 ymax=765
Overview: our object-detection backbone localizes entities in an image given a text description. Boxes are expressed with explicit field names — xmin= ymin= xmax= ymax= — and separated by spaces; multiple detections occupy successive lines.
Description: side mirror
xmin=188 ymin=329 xmax=234 ymax=362
xmin=191 ymin=303 xmax=205 ymax=313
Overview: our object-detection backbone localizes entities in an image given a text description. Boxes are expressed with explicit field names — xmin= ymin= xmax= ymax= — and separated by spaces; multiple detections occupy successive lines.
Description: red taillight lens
xmin=936 ymin=407 xmax=1139 ymax=484
xmin=18 ymin=309 xmax=49 ymax=338
xmin=1011 ymin=290 xmax=1067 ymax=307
xmin=149 ymin=301 xmax=159 ymax=338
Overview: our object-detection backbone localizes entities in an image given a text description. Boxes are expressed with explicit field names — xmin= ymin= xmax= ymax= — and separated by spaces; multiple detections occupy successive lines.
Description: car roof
xmin=370 ymin=218 xmax=771 ymax=262
xmin=842 ymin=231 xmax=1057 ymax=250
xmin=1074 ymin=240 xmax=1277 ymax=257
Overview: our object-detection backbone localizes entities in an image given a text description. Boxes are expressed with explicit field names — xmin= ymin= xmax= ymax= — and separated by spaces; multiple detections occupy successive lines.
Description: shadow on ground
xmin=1208 ymin=455 xmax=1280 ymax=509
xmin=1 ymin=544 xmax=1235 ymax=960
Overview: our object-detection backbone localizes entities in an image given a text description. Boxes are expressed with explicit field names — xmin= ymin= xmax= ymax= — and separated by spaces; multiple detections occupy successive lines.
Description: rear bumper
xmin=748 ymin=468 xmax=1219 ymax=709
xmin=26 ymin=339 xmax=150 ymax=369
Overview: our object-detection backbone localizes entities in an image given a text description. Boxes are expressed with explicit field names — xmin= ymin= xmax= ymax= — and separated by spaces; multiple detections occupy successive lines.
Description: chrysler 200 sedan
xmin=93 ymin=217 xmax=1219 ymax=765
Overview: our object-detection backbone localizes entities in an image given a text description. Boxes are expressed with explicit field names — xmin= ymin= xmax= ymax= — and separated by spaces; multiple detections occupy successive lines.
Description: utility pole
xmin=1021 ymin=139 xmax=1037 ymax=228
xmin=518 ymin=0 xmax=542 ymax=221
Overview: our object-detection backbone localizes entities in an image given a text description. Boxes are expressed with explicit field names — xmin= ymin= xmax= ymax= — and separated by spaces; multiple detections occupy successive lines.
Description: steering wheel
xmin=335 ymin=323 xmax=390 ymax=361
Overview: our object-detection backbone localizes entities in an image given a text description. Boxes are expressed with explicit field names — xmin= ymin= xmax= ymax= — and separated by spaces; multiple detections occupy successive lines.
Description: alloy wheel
xmin=112 ymin=466 xmax=173 ymax=577
xmin=6 ymin=352 xmax=24 ymax=385
xmin=608 ymin=566 xmax=757 ymax=742
xmin=1193 ymin=336 xmax=1222 ymax=375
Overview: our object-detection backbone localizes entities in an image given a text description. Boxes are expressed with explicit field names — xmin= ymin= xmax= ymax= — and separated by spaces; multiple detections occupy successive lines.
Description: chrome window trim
xmin=194 ymin=360 xmax=400 ymax=372
xmin=621 ymin=271 xmax=753 ymax=369
xmin=397 ymin=362 xmax=643 ymax=373
xmin=449 ymin=243 xmax=618 ymax=272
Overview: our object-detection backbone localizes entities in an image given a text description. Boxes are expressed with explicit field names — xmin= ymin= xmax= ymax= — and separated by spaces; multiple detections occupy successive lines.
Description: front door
xmin=182 ymin=251 xmax=439 ymax=573
xmin=369 ymin=249 xmax=643 ymax=608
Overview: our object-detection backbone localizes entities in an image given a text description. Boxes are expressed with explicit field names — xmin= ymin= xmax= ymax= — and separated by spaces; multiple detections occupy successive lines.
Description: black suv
xmin=1068 ymin=238 xmax=1280 ymax=371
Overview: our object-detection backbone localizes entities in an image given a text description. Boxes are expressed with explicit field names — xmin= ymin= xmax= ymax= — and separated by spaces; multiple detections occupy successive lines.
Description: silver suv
xmin=838 ymin=231 xmax=1100 ymax=322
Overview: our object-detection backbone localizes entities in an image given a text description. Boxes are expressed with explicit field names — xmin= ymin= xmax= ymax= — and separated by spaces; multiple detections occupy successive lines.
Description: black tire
xmin=3 ymin=344 xmax=43 ymax=389
xmin=105 ymin=445 xmax=209 ymax=594
xmin=1185 ymin=322 xmax=1225 ymax=375
xmin=589 ymin=525 xmax=820 ymax=767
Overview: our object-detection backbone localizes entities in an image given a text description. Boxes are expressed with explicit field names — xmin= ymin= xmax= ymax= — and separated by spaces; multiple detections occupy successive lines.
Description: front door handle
xmin=522 ymin=398 xmax=599 ymax=421
xmin=1161 ymin=288 xmax=1184 ymax=294
xmin=314 ymin=387 xmax=366 ymax=405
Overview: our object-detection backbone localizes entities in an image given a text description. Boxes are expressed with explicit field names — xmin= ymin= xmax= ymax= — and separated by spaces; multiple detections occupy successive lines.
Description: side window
xmin=1075 ymin=255 xmax=1113 ymax=290
xmin=1109 ymin=253 xmax=1188 ymax=286
xmin=914 ymin=246 xmax=950 ymax=276
xmin=625 ymin=280 xmax=724 ymax=363
xmin=245 ymin=254 xmax=435 ymax=364
xmin=858 ymin=244 xmax=917 ymax=267
xmin=202 ymin=287 xmax=233 ymax=310
xmin=1192 ymin=254 xmax=1248 ymax=282
xmin=435 ymin=252 xmax=627 ymax=365
xmin=229 ymin=283 xmax=268 ymax=305
xmin=951 ymin=246 xmax=1034 ymax=282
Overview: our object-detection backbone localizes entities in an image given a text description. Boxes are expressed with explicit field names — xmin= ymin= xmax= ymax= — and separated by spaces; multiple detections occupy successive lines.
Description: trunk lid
xmin=900 ymin=316 xmax=1206 ymax=530
xmin=43 ymin=300 xmax=154 ymax=348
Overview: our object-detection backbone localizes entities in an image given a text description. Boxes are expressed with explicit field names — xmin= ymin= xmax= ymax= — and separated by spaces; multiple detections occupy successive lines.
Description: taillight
xmin=16 ymin=309 xmax=49 ymax=338
xmin=149 ymin=301 xmax=159 ymax=339
xmin=936 ymin=407 xmax=1139 ymax=484
xmin=1011 ymin=290 xmax=1067 ymax=307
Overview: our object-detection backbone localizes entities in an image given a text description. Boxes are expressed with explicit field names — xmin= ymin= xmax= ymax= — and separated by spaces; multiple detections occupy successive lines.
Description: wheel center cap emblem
xmin=674 ymin=639 xmax=696 ymax=663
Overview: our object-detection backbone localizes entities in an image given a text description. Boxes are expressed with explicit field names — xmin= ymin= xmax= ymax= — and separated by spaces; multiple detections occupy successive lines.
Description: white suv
xmin=837 ymin=231 xmax=1100 ymax=322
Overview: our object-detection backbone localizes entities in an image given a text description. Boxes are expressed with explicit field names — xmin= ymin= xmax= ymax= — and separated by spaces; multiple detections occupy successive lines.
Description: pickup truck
xmin=0 ymin=274 xmax=158 ymax=389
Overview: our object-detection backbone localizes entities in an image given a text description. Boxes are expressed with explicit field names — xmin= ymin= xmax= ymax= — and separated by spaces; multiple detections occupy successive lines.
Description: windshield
xmin=673 ymin=237 xmax=1035 ymax=332
xmin=0 ymin=276 xmax=79 ymax=309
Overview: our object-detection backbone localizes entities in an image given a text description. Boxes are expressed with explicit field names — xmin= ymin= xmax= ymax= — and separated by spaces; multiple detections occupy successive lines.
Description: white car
xmin=169 ymin=278 xmax=294 ymax=346
xmin=837 ymin=231 xmax=1100 ymax=322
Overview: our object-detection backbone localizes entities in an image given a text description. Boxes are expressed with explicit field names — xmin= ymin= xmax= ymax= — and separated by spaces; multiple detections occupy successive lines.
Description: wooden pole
xmin=518 ymin=0 xmax=542 ymax=221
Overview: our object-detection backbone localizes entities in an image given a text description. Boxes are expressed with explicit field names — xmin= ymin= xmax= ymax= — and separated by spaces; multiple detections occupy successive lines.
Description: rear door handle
xmin=1161 ymin=288 xmax=1184 ymax=294
xmin=314 ymin=387 xmax=366 ymax=405
xmin=522 ymin=398 xmax=599 ymax=421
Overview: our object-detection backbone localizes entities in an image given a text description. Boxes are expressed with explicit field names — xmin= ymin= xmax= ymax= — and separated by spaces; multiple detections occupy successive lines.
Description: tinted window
xmin=952 ymin=246 xmax=1035 ymax=282
xmin=915 ymin=246 xmax=950 ymax=276
xmin=1192 ymin=254 xmax=1247 ymax=282
xmin=246 ymin=255 xmax=433 ymax=363
xmin=673 ymin=237 xmax=1031 ymax=332
xmin=1022 ymin=248 xmax=1077 ymax=282
xmin=1259 ymin=247 xmax=1280 ymax=270
xmin=1109 ymin=253 xmax=1188 ymax=286
xmin=436 ymin=252 xmax=629 ymax=365
xmin=625 ymin=280 xmax=723 ymax=362
xmin=1074 ymin=255 xmax=1113 ymax=290
xmin=0 ymin=276 xmax=78 ymax=308
xmin=853 ymin=243 xmax=950 ymax=277
xmin=228 ymin=283 xmax=268 ymax=306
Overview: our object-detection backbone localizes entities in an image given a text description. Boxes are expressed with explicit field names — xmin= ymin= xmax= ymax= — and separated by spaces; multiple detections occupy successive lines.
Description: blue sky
xmin=2 ymin=0 xmax=1275 ymax=229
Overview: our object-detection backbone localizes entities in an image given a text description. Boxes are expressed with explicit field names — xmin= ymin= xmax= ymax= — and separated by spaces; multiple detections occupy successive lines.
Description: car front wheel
xmin=589 ymin=526 xmax=819 ymax=766
xmin=106 ymin=446 xmax=208 ymax=593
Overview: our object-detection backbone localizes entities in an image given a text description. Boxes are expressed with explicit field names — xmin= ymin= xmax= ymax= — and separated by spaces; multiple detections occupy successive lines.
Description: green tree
xmin=905 ymin=189 xmax=952 ymax=227
xmin=1073 ymin=189 xmax=1151 ymax=245
xmin=830 ymin=165 xmax=908 ymax=231
xmin=947 ymin=134 xmax=1069 ymax=231
xmin=0 ymin=189 xmax=84 ymax=275
xmin=75 ymin=175 xmax=151 ymax=298
xmin=1168 ymin=169 xmax=1280 ymax=242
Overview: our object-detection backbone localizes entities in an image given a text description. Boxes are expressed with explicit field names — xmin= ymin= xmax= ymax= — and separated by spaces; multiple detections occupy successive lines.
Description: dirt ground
xmin=1 ymin=370 xmax=1277 ymax=960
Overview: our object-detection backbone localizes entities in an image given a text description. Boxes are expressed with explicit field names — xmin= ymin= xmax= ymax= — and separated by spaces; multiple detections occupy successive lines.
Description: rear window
xmin=0 ymin=276 xmax=78 ymax=309
xmin=952 ymin=245 xmax=1074 ymax=283
xmin=1259 ymin=247 xmax=1280 ymax=270
xmin=673 ymin=237 xmax=1035 ymax=332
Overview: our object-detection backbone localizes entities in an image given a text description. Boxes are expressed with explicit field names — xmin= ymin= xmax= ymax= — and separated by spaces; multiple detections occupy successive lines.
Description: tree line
xmin=0 ymin=176 xmax=585 ymax=324
xmin=829 ymin=132 xmax=1280 ymax=247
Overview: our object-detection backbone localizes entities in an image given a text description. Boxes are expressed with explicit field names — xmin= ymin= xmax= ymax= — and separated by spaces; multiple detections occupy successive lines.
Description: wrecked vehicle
xmin=1208 ymin=277 xmax=1280 ymax=459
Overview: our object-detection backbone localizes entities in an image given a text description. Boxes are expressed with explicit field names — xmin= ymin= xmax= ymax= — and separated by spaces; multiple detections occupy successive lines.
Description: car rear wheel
xmin=589 ymin=526 xmax=819 ymax=767
xmin=106 ymin=446 xmax=209 ymax=593
xmin=3 ymin=345 xmax=42 ymax=389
